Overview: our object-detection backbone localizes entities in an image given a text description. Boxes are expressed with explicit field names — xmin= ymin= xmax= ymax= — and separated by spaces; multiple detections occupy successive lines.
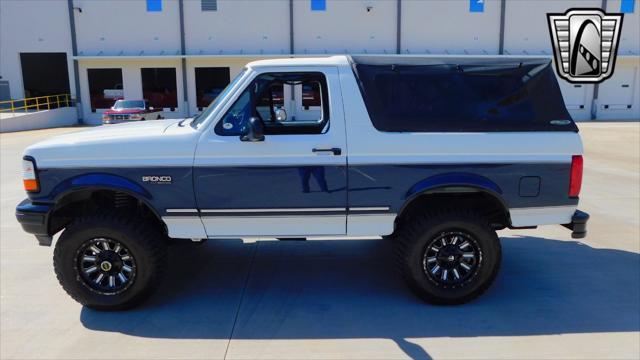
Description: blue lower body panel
xmin=194 ymin=165 xmax=348 ymax=210
xmin=347 ymin=163 xmax=578 ymax=212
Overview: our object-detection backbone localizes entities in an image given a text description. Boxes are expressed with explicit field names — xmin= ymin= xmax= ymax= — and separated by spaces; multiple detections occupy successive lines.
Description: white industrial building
xmin=1 ymin=0 xmax=638 ymax=125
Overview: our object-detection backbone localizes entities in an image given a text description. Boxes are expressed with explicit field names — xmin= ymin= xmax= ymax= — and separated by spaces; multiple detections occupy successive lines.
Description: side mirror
xmin=240 ymin=117 xmax=265 ymax=142
xmin=275 ymin=108 xmax=287 ymax=122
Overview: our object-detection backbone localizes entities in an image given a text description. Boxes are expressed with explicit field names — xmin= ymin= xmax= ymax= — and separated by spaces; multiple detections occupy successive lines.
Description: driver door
xmin=193 ymin=67 xmax=347 ymax=237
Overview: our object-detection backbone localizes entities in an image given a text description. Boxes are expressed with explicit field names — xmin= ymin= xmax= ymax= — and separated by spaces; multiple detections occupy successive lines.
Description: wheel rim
xmin=422 ymin=231 xmax=482 ymax=288
xmin=76 ymin=238 xmax=137 ymax=295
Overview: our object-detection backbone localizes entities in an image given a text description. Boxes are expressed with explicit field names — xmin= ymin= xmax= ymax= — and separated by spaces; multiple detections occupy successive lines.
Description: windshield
xmin=191 ymin=68 xmax=248 ymax=128
xmin=114 ymin=100 xmax=146 ymax=109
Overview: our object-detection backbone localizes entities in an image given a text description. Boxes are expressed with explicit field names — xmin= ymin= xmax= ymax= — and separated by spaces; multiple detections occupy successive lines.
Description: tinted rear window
xmin=353 ymin=61 xmax=576 ymax=132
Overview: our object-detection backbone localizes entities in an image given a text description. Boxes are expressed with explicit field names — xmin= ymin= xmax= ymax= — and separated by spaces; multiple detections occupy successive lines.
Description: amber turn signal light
xmin=22 ymin=158 xmax=39 ymax=192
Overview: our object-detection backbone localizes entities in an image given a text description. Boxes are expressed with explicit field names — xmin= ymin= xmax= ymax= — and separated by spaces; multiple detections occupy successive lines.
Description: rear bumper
xmin=15 ymin=199 xmax=53 ymax=246
xmin=562 ymin=210 xmax=590 ymax=239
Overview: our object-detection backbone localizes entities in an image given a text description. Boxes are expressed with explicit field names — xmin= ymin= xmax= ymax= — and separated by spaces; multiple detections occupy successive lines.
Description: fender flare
xmin=47 ymin=173 xmax=162 ymax=229
xmin=50 ymin=173 xmax=151 ymax=200
xmin=399 ymin=172 xmax=509 ymax=218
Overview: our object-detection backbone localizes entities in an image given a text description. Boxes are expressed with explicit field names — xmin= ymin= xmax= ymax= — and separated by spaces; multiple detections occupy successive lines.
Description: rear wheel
xmin=54 ymin=213 xmax=167 ymax=310
xmin=395 ymin=210 xmax=501 ymax=304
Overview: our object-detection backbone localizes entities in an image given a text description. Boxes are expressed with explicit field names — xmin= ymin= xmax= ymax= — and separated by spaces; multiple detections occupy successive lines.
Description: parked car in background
xmin=102 ymin=100 xmax=163 ymax=124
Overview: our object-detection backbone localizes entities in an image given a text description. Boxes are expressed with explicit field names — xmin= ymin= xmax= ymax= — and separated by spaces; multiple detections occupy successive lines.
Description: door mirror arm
xmin=240 ymin=117 xmax=265 ymax=142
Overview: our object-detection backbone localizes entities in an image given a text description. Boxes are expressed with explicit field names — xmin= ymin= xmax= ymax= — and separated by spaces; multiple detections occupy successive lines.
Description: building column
xmin=179 ymin=0 xmax=189 ymax=117
xmin=289 ymin=0 xmax=294 ymax=54
xmin=396 ymin=0 xmax=402 ymax=54
xmin=67 ymin=0 xmax=82 ymax=123
xmin=591 ymin=0 xmax=608 ymax=120
xmin=498 ymin=0 xmax=506 ymax=55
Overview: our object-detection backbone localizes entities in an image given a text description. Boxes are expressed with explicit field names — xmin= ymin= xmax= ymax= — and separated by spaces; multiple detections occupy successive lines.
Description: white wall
xmin=503 ymin=0 xmax=601 ymax=55
xmin=402 ymin=0 xmax=501 ymax=55
xmin=293 ymin=0 xmax=396 ymax=54
xmin=73 ymin=0 xmax=181 ymax=56
xmin=0 ymin=0 xmax=74 ymax=99
xmin=601 ymin=0 xmax=640 ymax=120
xmin=595 ymin=57 xmax=640 ymax=120
xmin=184 ymin=0 xmax=289 ymax=55
xmin=558 ymin=82 xmax=595 ymax=121
xmin=78 ymin=58 xmax=185 ymax=124
xmin=607 ymin=0 xmax=640 ymax=54
xmin=1 ymin=0 xmax=638 ymax=122
xmin=0 ymin=107 xmax=78 ymax=133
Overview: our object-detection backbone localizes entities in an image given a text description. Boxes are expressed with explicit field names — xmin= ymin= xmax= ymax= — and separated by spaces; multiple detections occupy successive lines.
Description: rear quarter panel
xmin=338 ymin=64 xmax=583 ymax=228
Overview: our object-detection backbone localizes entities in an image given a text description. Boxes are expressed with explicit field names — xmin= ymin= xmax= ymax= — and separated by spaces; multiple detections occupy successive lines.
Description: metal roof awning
xmin=73 ymin=51 xmax=639 ymax=61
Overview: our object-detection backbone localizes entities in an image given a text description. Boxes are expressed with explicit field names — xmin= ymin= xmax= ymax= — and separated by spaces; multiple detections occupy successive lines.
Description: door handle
xmin=312 ymin=147 xmax=342 ymax=156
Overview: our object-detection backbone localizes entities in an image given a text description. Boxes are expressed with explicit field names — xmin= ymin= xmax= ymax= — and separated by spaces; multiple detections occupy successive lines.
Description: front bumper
xmin=562 ymin=210 xmax=590 ymax=239
xmin=15 ymin=199 xmax=53 ymax=246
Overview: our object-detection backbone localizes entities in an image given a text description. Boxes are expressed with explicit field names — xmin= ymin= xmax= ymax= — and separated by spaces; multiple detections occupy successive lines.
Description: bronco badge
xmin=142 ymin=176 xmax=172 ymax=184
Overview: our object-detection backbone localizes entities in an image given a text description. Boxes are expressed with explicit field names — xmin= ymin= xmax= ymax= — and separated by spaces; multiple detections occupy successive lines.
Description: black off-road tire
xmin=53 ymin=212 xmax=168 ymax=310
xmin=395 ymin=210 xmax=501 ymax=305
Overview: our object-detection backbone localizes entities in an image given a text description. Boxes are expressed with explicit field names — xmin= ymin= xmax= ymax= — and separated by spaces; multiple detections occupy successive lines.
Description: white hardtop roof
xmin=246 ymin=55 xmax=351 ymax=68
xmin=246 ymin=54 xmax=554 ymax=69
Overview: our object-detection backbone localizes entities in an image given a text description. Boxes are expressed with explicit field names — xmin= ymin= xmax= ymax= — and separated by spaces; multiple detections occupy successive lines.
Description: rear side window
xmin=353 ymin=61 xmax=577 ymax=132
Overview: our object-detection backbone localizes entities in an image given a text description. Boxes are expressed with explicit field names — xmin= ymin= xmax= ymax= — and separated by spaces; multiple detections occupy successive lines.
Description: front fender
xmin=49 ymin=173 xmax=152 ymax=201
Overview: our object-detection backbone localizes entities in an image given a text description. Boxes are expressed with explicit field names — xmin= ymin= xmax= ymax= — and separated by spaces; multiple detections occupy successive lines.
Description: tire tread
xmin=392 ymin=209 xmax=501 ymax=305
xmin=53 ymin=211 xmax=167 ymax=310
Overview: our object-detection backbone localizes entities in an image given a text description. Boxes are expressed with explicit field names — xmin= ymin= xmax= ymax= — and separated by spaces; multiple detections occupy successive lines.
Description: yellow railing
xmin=0 ymin=94 xmax=73 ymax=114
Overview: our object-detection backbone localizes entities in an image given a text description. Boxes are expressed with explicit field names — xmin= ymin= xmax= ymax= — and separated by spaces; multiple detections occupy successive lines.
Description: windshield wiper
xmin=179 ymin=114 xmax=199 ymax=127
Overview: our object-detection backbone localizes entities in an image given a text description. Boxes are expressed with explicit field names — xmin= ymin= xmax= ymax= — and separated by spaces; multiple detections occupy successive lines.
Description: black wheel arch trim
xmin=398 ymin=185 xmax=511 ymax=224
xmin=47 ymin=185 xmax=165 ymax=236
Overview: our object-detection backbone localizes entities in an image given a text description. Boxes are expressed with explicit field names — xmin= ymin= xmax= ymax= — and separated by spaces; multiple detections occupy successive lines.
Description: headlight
xmin=22 ymin=157 xmax=40 ymax=192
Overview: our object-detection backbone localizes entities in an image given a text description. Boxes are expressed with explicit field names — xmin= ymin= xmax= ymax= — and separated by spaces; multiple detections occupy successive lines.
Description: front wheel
xmin=53 ymin=213 xmax=167 ymax=310
xmin=395 ymin=210 xmax=501 ymax=305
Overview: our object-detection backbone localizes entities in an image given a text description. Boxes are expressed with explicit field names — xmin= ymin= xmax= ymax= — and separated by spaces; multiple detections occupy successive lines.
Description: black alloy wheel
xmin=422 ymin=231 xmax=481 ymax=288
xmin=77 ymin=237 xmax=137 ymax=295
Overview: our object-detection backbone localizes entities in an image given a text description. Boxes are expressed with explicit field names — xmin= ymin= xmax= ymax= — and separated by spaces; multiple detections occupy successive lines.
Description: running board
xmin=276 ymin=237 xmax=307 ymax=241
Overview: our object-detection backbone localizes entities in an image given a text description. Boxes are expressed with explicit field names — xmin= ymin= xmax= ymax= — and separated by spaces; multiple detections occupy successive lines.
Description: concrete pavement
xmin=1 ymin=123 xmax=639 ymax=359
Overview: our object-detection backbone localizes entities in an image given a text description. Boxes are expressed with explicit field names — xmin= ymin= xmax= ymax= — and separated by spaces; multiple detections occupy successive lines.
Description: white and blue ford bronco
xmin=16 ymin=55 xmax=589 ymax=310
